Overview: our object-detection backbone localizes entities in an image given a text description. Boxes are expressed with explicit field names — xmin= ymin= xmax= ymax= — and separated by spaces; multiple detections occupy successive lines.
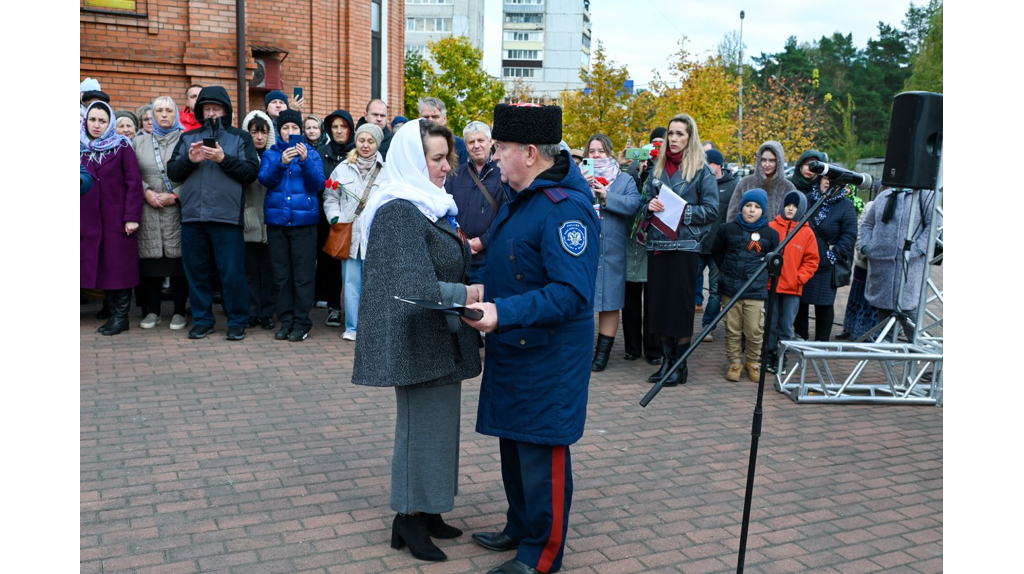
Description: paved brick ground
xmin=82 ymin=279 xmax=942 ymax=573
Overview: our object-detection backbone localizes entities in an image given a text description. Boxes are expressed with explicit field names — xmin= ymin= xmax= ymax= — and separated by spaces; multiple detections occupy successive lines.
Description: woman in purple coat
xmin=81 ymin=101 xmax=144 ymax=335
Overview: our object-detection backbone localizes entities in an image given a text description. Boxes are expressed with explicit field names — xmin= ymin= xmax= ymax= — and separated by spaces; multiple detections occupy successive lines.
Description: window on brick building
xmin=371 ymin=0 xmax=382 ymax=99
xmin=82 ymin=0 xmax=143 ymax=14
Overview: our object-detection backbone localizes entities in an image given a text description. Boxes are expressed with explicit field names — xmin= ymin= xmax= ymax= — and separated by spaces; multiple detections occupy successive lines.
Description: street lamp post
xmin=738 ymin=10 xmax=745 ymax=171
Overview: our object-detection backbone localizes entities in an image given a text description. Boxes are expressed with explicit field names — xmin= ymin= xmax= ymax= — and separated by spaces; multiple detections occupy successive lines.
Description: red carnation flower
xmin=595 ymin=176 xmax=609 ymax=186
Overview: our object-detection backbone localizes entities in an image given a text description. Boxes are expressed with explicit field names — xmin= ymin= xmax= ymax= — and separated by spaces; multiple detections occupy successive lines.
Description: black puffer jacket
xmin=712 ymin=220 xmax=780 ymax=301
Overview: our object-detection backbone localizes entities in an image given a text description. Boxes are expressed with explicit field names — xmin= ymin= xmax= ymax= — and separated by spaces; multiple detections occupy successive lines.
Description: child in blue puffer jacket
xmin=258 ymin=109 xmax=326 ymax=342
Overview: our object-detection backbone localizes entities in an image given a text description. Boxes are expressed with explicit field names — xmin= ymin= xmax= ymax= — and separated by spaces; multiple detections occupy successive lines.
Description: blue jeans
xmin=181 ymin=222 xmax=249 ymax=328
xmin=342 ymin=257 xmax=363 ymax=334
xmin=697 ymin=254 xmax=721 ymax=328
xmin=768 ymin=294 xmax=801 ymax=352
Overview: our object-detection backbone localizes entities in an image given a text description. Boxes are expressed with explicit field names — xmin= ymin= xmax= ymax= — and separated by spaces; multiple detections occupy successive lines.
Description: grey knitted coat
xmin=726 ymin=140 xmax=796 ymax=222
xmin=352 ymin=199 xmax=482 ymax=388
xmin=860 ymin=189 xmax=940 ymax=311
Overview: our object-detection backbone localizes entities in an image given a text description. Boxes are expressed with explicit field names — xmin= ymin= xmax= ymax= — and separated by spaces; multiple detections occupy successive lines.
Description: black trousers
xmin=245 ymin=242 xmax=276 ymax=320
xmin=314 ymin=215 xmax=342 ymax=308
xmin=622 ymin=281 xmax=662 ymax=360
xmin=139 ymin=275 xmax=188 ymax=316
xmin=794 ymin=303 xmax=835 ymax=342
xmin=268 ymin=225 xmax=317 ymax=331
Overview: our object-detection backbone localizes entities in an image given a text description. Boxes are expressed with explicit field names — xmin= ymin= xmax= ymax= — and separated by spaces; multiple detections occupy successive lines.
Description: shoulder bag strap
xmin=468 ymin=166 xmax=499 ymax=213
xmin=353 ymin=165 xmax=381 ymax=217
xmin=151 ymin=135 xmax=175 ymax=193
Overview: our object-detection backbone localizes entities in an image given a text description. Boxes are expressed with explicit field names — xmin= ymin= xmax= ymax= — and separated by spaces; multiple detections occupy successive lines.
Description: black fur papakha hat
xmin=491 ymin=103 xmax=562 ymax=144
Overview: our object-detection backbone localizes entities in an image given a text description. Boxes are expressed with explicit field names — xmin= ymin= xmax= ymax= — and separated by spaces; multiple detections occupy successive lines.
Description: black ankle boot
xmin=591 ymin=334 xmax=615 ymax=371
xmin=98 ymin=290 xmax=131 ymax=336
xmin=664 ymin=342 xmax=689 ymax=386
xmin=424 ymin=513 xmax=462 ymax=539
xmin=391 ymin=513 xmax=446 ymax=561
xmin=649 ymin=337 xmax=676 ymax=383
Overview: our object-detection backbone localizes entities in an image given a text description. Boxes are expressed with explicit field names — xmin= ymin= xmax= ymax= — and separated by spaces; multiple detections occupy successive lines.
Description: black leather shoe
xmin=646 ymin=356 xmax=663 ymax=366
xmin=275 ymin=326 xmax=291 ymax=340
xmin=487 ymin=559 xmax=541 ymax=574
xmin=623 ymin=353 xmax=640 ymax=361
xmin=472 ymin=531 xmax=519 ymax=552
xmin=288 ymin=328 xmax=310 ymax=342
xmin=226 ymin=326 xmax=246 ymax=341
xmin=260 ymin=317 xmax=275 ymax=330
xmin=188 ymin=324 xmax=215 ymax=339
xmin=248 ymin=317 xmax=259 ymax=328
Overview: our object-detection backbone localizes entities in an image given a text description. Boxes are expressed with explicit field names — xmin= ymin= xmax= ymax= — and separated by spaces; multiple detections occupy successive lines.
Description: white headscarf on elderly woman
xmin=358 ymin=118 xmax=458 ymax=256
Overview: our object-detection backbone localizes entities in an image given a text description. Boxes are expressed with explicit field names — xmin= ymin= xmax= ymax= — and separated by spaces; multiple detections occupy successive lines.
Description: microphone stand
xmin=638 ymin=183 xmax=847 ymax=574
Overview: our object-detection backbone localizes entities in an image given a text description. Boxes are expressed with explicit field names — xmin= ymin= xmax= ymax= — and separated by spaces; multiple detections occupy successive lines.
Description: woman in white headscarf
xmin=351 ymin=119 xmax=482 ymax=563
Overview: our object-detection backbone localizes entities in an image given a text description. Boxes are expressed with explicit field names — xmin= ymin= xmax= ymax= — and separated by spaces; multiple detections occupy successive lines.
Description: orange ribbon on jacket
xmin=748 ymin=240 xmax=762 ymax=252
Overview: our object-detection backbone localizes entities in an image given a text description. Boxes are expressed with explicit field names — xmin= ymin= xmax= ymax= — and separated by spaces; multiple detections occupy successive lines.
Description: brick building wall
xmin=80 ymin=0 xmax=405 ymax=126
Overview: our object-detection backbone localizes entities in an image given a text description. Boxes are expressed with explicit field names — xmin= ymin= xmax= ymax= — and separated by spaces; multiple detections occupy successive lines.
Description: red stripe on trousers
xmin=536 ymin=445 xmax=566 ymax=572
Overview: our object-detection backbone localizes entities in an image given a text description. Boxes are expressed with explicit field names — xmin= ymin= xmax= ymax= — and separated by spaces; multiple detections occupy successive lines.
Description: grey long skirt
xmin=391 ymin=382 xmax=462 ymax=514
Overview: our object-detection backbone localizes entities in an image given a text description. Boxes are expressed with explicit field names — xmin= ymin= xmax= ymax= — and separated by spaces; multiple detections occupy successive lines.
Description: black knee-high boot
xmin=649 ymin=336 xmax=676 ymax=383
xmin=98 ymin=289 xmax=131 ymax=336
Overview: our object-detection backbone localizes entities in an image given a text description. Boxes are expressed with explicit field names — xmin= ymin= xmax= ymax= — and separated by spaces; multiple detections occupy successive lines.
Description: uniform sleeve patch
xmin=559 ymin=220 xmax=587 ymax=257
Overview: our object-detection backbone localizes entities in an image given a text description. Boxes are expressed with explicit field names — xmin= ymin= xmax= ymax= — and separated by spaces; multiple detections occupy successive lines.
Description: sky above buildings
xmin=482 ymin=0 xmax=919 ymax=88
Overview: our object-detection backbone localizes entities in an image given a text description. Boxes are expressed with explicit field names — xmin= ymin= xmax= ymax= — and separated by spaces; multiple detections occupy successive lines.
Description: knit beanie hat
xmin=741 ymin=188 xmax=769 ymax=215
xmin=391 ymin=115 xmax=409 ymax=128
xmin=265 ymin=90 xmax=289 ymax=107
xmin=650 ymin=127 xmax=667 ymax=142
xmin=491 ymin=103 xmax=562 ymax=144
xmin=355 ymin=123 xmax=384 ymax=146
xmin=705 ymin=149 xmax=725 ymax=166
xmin=277 ymin=109 xmax=303 ymax=130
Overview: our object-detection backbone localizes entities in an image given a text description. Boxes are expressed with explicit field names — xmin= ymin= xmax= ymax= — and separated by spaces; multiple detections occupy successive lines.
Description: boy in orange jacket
xmin=765 ymin=191 xmax=820 ymax=373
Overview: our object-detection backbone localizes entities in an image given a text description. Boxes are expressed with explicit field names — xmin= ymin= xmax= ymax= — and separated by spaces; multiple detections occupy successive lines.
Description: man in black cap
xmin=463 ymin=104 xmax=600 ymax=574
xmin=167 ymin=86 xmax=259 ymax=341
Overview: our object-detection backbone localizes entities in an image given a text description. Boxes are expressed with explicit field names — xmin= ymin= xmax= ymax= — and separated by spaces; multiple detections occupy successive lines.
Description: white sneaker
xmin=315 ymin=301 xmax=329 ymax=309
xmin=342 ymin=331 xmax=357 ymax=341
xmin=169 ymin=314 xmax=188 ymax=330
xmin=140 ymin=313 xmax=161 ymax=329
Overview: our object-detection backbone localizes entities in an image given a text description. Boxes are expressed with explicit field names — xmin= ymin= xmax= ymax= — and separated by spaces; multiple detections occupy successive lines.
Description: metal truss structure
xmin=775 ymin=183 xmax=944 ymax=406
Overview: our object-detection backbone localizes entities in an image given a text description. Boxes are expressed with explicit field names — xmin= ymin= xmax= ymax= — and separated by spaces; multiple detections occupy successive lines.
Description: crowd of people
xmin=80 ymin=75 xmax=939 ymax=574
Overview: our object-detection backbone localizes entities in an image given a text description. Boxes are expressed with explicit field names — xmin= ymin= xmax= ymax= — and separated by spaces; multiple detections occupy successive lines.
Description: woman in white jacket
xmin=324 ymin=123 xmax=385 ymax=340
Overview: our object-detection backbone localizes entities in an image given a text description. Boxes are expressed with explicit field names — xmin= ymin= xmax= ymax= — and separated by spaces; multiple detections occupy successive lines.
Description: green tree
xmin=651 ymin=41 xmax=740 ymax=159
xmin=902 ymin=0 xmax=943 ymax=54
xmin=905 ymin=6 xmax=942 ymax=92
xmin=829 ymin=93 xmax=859 ymax=165
xmin=559 ymin=42 xmax=653 ymax=149
xmin=404 ymin=50 xmax=431 ymax=120
xmin=744 ymin=76 xmax=825 ymax=161
xmin=403 ymin=37 xmax=505 ymax=134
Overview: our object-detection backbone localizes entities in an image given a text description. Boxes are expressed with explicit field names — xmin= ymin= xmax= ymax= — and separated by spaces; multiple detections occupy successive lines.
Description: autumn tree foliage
xmin=743 ymin=75 xmax=825 ymax=163
xmin=559 ymin=43 xmax=656 ymax=150
xmin=651 ymin=40 xmax=740 ymax=159
xmin=403 ymin=36 xmax=505 ymax=134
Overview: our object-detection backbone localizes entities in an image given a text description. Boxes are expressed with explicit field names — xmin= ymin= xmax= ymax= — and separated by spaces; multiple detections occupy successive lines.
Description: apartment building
xmin=501 ymin=0 xmax=591 ymax=98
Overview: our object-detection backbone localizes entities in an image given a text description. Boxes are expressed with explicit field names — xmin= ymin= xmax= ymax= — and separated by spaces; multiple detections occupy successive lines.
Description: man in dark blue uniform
xmin=463 ymin=104 xmax=600 ymax=574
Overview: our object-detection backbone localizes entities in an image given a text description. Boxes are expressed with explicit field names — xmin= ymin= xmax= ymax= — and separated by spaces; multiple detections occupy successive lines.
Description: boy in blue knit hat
xmin=712 ymin=188 xmax=780 ymax=382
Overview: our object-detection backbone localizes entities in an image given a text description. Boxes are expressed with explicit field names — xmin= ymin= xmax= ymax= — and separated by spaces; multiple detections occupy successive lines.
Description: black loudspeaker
xmin=882 ymin=91 xmax=942 ymax=189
